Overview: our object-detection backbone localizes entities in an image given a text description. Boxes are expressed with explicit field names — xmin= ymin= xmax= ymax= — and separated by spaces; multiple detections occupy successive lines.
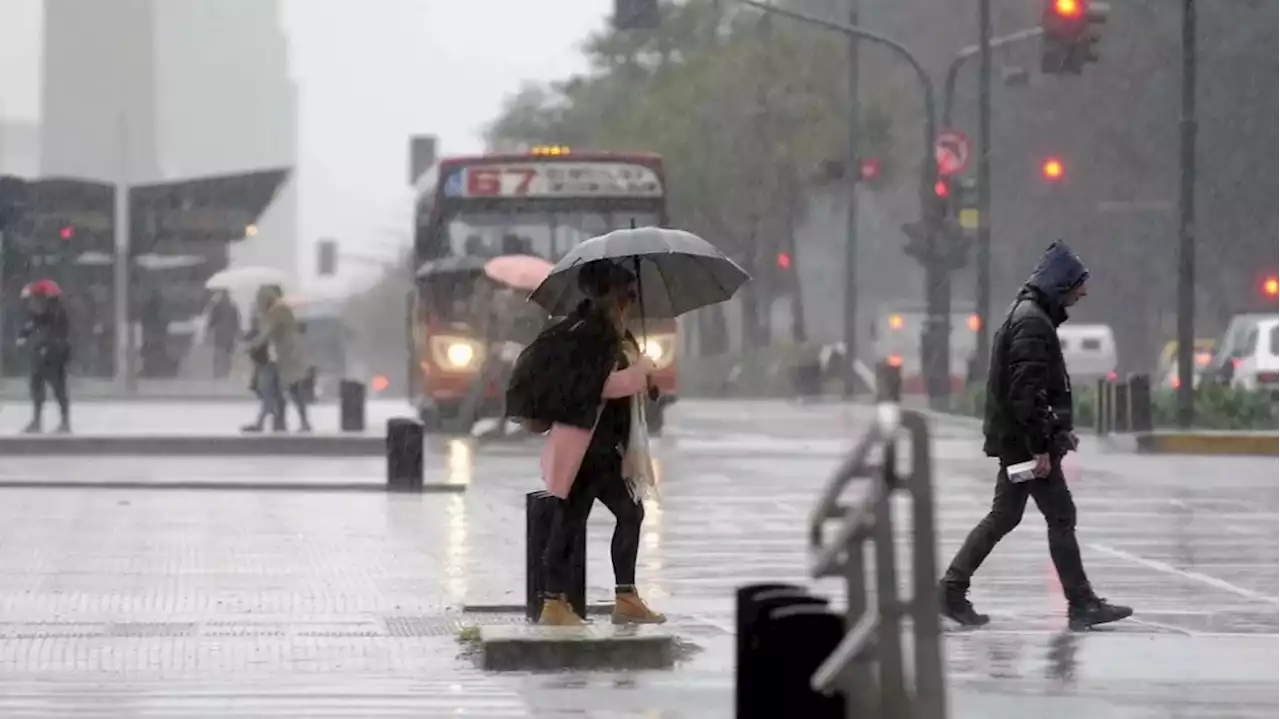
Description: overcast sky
xmin=0 ymin=0 xmax=610 ymax=274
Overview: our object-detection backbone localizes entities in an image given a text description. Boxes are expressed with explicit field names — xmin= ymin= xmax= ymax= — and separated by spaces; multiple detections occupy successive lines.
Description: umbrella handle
xmin=633 ymin=257 xmax=646 ymax=342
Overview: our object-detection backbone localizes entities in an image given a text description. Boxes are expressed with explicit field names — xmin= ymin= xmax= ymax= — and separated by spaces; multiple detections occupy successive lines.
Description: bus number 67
xmin=466 ymin=167 xmax=538 ymax=196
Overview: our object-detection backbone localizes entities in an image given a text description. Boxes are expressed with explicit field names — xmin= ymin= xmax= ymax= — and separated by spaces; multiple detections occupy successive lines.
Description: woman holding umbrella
xmin=509 ymin=226 xmax=750 ymax=626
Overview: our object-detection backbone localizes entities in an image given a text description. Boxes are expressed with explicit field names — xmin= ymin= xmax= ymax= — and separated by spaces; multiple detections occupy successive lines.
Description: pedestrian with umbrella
xmin=507 ymin=227 xmax=749 ymax=626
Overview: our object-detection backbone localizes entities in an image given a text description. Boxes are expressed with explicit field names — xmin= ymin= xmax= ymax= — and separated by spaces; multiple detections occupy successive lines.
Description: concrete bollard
xmin=736 ymin=586 xmax=830 ymax=718
xmin=525 ymin=490 xmax=586 ymax=622
xmin=385 ymin=418 xmax=424 ymax=491
xmin=340 ymin=380 xmax=366 ymax=432
xmin=1128 ymin=374 xmax=1153 ymax=433
xmin=754 ymin=604 xmax=846 ymax=718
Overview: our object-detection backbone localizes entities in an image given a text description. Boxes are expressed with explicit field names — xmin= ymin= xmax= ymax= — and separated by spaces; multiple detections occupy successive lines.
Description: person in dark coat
xmin=207 ymin=290 xmax=241 ymax=379
xmin=16 ymin=280 xmax=73 ymax=433
xmin=505 ymin=260 xmax=664 ymax=627
xmin=939 ymin=241 xmax=1132 ymax=631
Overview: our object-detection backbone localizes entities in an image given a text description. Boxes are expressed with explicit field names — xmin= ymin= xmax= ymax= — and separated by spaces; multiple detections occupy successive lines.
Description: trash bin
xmin=526 ymin=490 xmax=586 ymax=622
xmin=736 ymin=586 xmax=830 ymax=718
xmin=755 ymin=604 xmax=846 ymax=718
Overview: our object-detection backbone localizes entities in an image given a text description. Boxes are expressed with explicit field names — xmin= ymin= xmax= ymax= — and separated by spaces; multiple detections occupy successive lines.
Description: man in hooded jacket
xmin=939 ymin=241 xmax=1133 ymax=631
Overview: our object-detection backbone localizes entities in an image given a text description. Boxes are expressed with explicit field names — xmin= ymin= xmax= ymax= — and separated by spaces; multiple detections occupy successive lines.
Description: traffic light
xmin=613 ymin=0 xmax=660 ymax=30
xmin=1264 ymin=276 xmax=1278 ymax=298
xmin=857 ymin=158 xmax=882 ymax=183
xmin=776 ymin=251 xmax=792 ymax=270
xmin=59 ymin=225 xmax=75 ymax=241
xmin=1041 ymin=0 xmax=1109 ymax=75
xmin=1041 ymin=157 xmax=1065 ymax=181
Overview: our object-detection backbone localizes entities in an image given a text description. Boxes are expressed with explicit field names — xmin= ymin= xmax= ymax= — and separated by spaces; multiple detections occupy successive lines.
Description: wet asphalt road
xmin=0 ymin=399 xmax=1274 ymax=717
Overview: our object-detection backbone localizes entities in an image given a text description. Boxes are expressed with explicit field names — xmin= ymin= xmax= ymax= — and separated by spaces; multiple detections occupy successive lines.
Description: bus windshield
xmin=443 ymin=208 xmax=660 ymax=261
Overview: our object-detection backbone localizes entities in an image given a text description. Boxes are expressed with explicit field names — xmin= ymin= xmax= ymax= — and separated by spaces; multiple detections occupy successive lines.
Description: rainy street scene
xmin=0 ymin=0 xmax=1276 ymax=717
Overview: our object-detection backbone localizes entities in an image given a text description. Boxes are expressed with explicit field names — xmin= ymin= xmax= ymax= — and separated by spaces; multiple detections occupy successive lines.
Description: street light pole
xmin=1175 ymin=0 xmax=1197 ymax=428
xmin=842 ymin=0 xmax=861 ymax=397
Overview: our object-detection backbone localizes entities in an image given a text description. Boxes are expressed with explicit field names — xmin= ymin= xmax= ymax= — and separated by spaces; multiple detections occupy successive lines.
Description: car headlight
xmin=639 ymin=334 xmax=676 ymax=369
xmin=429 ymin=336 xmax=483 ymax=370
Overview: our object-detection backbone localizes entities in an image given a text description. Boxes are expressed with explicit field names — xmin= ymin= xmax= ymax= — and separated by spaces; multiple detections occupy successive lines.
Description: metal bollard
xmin=736 ymin=584 xmax=803 ymax=713
xmin=340 ymin=379 xmax=366 ymax=432
xmin=755 ymin=604 xmax=845 ymax=718
xmin=385 ymin=418 xmax=424 ymax=491
xmin=1113 ymin=380 xmax=1131 ymax=433
xmin=737 ymin=587 xmax=829 ymax=719
xmin=1094 ymin=378 xmax=1112 ymax=435
xmin=525 ymin=490 xmax=586 ymax=622
xmin=1128 ymin=374 xmax=1153 ymax=433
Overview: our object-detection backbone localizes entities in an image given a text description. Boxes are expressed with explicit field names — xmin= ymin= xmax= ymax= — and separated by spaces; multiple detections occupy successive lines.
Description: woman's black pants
xmin=543 ymin=451 xmax=645 ymax=596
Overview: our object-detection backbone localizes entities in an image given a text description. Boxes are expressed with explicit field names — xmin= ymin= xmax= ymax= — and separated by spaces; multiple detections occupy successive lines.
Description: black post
xmin=525 ymin=490 xmax=587 ymax=622
xmin=340 ymin=379 xmax=366 ymax=432
xmin=1174 ymin=0 xmax=1198 ymax=429
xmin=1113 ymin=381 xmax=1131 ymax=434
xmin=756 ymin=605 xmax=846 ymax=718
xmin=385 ymin=418 xmax=424 ymax=491
xmin=1128 ymin=374 xmax=1153 ymax=433
xmin=1094 ymin=378 xmax=1110 ymax=435
xmin=974 ymin=0 xmax=994 ymax=378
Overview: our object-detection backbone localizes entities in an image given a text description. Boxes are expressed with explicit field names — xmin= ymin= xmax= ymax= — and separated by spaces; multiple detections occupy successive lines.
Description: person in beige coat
xmin=246 ymin=285 xmax=311 ymax=432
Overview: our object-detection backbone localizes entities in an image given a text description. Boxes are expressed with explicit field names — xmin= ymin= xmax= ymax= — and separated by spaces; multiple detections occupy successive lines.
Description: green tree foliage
xmin=485 ymin=0 xmax=894 ymax=350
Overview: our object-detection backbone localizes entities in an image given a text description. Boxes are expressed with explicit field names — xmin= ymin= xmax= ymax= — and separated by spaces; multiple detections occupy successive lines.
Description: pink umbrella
xmin=485 ymin=255 xmax=554 ymax=292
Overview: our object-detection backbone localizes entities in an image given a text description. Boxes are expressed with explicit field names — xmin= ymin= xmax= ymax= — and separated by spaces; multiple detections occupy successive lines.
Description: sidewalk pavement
xmin=0 ymin=401 xmax=1273 ymax=716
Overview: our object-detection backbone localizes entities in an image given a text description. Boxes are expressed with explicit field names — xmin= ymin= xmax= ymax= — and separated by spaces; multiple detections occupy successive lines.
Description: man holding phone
xmin=939 ymin=241 xmax=1132 ymax=631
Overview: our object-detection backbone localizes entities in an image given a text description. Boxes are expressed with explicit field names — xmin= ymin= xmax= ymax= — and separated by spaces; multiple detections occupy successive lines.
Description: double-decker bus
xmin=409 ymin=146 xmax=678 ymax=433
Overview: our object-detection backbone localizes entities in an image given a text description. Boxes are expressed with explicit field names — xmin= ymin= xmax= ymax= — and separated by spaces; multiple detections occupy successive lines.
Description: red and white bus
xmin=408 ymin=146 xmax=678 ymax=432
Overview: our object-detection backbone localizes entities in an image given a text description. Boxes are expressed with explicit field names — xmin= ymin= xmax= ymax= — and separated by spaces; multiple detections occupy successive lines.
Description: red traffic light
xmin=1041 ymin=157 xmax=1065 ymax=181
xmin=1052 ymin=0 xmax=1084 ymax=18
xmin=934 ymin=180 xmax=950 ymax=198
xmin=1264 ymin=276 xmax=1279 ymax=297
xmin=776 ymin=251 xmax=792 ymax=270
xmin=857 ymin=158 xmax=882 ymax=182
xmin=59 ymin=225 xmax=75 ymax=240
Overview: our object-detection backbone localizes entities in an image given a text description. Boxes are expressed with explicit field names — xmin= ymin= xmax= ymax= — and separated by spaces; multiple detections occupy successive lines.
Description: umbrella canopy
xmin=414 ymin=255 xmax=487 ymax=281
xmin=529 ymin=226 xmax=750 ymax=319
xmin=205 ymin=266 xmax=288 ymax=292
xmin=484 ymin=254 xmax=554 ymax=292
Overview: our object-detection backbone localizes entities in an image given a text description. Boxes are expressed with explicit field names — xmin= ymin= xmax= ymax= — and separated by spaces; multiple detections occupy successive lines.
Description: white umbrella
xmin=205 ymin=266 xmax=288 ymax=292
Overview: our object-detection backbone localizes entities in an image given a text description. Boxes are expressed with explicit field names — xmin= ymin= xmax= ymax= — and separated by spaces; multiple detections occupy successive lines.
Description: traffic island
xmin=1134 ymin=431 xmax=1279 ymax=456
xmin=477 ymin=623 xmax=676 ymax=671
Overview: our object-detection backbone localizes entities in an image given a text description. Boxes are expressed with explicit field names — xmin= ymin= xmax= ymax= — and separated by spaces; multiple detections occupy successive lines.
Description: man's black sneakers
xmin=1068 ymin=596 xmax=1133 ymax=630
xmin=939 ymin=582 xmax=991 ymax=627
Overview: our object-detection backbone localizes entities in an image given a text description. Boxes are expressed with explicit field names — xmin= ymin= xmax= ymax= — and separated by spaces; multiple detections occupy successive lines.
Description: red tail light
xmin=370 ymin=374 xmax=390 ymax=392
xmin=887 ymin=354 xmax=904 ymax=368
xmin=1257 ymin=371 xmax=1278 ymax=385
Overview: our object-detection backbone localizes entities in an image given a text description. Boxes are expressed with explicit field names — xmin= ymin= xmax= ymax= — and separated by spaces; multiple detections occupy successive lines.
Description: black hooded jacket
xmin=18 ymin=299 xmax=72 ymax=366
xmin=982 ymin=241 xmax=1089 ymax=462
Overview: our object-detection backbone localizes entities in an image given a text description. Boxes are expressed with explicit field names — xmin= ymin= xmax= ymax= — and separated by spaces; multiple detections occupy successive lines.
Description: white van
xmin=1057 ymin=324 xmax=1117 ymax=382
xmin=1230 ymin=317 xmax=1279 ymax=393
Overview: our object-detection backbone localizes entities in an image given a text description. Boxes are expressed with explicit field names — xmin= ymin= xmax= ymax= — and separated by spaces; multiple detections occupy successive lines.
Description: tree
xmin=484 ymin=0 xmax=894 ymax=352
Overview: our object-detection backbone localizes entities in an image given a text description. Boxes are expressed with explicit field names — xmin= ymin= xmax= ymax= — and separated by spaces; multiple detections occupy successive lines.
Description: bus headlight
xmin=639 ymin=334 xmax=676 ymax=369
xmin=430 ymin=336 xmax=483 ymax=371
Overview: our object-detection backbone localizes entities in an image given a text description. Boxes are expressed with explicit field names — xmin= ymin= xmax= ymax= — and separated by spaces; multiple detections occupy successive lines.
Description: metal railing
xmin=806 ymin=363 xmax=948 ymax=718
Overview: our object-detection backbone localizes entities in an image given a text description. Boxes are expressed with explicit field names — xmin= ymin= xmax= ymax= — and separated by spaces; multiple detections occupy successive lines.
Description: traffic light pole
xmin=974 ymin=0 xmax=993 ymax=380
xmin=1174 ymin=0 xmax=1197 ymax=428
xmin=736 ymin=0 xmax=943 ymax=409
xmin=843 ymin=0 xmax=861 ymax=397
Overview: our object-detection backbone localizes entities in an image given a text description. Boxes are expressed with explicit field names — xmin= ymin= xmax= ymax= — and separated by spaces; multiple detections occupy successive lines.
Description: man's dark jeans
xmin=942 ymin=456 xmax=1093 ymax=604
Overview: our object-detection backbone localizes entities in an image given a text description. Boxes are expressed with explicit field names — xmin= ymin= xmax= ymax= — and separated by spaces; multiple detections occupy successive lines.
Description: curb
xmin=0 ymin=479 xmax=467 ymax=493
xmin=1133 ymin=432 xmax=1279 ymax=456
xmin=0 ymin=434 xmax=388 ymax=457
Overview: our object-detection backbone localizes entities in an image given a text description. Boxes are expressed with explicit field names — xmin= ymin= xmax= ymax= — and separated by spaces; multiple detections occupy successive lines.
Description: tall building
xmin=40 ymin=0 xmax=299 ymax=286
